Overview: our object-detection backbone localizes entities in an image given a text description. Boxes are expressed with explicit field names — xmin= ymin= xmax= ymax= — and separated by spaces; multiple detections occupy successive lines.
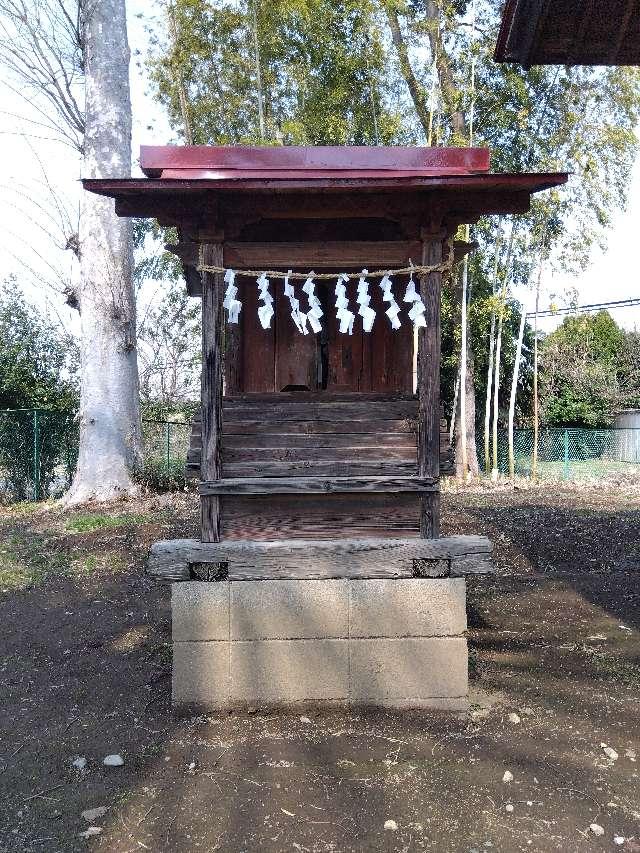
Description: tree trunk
xmin=508 ymin=305 xmax=526 ymax=481
xmin=455 ymin=342 xmax=479 ymax=478
xmin=385 ymin=7 xmax=432 ymax=136
xmin=532 ymin=261 xmax=543 ymax=479
xmin=453 ymin=264 xmax=479 ymax=479
xmin=64 ymin=0 xmax=141 ymax=504
xmin=483 ymin=311 xmax=495 ymax=475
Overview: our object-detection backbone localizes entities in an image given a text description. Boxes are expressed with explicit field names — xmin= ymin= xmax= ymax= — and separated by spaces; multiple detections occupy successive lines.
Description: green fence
xmin=479 ymin=426 xmax=640 ymax=480
xmin=0 ymin=409 xmax=192 ymax=503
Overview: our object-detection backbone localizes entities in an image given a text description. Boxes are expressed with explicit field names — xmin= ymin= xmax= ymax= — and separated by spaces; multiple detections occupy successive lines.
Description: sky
xmin=0 ymin=0 xmax=638 ymax=338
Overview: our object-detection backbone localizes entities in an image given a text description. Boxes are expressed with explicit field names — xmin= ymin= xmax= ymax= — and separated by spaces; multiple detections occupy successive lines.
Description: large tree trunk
xmin=64 ymin=0 xmax=141 ymax=504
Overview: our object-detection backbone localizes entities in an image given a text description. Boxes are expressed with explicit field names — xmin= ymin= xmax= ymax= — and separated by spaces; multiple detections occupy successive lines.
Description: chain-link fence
xmin=0 ymin=409 xmax=192 ymax=503
xmin=479 ymin=426 xmax=640 ymax=480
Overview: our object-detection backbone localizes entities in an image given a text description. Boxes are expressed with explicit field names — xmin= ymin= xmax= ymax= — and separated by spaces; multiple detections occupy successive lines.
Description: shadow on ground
xmin=0 ymin=487 xmax=639 ymax=852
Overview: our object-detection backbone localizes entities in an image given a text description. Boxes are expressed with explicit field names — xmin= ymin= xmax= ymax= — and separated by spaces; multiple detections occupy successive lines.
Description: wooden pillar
xmin=200 ymin=243 xmax=224 ymax=542
xmin=417 ymin=232 xmax=443 ymax=537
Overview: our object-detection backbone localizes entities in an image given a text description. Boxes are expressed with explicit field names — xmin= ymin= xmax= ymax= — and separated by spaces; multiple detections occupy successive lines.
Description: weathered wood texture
xmin=417 ymin=235 xmax=443 ymax=538
xmin=186 ymin=395 xmax=453 ymax=480
xmin=173 ymin=240 xmax=422 ymax=269
xmin=199 ymin=476 xmax=436 ymax=495
xmin=222 ymin=493 xmax=421 ymax=541
xmin=147 ymin=534 xmax=493 ymax=582
xmin=200 ymin=243 xmax=224 ymax=542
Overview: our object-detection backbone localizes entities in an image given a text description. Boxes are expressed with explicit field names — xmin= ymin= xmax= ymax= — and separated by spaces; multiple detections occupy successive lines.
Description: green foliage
xmin=539 ymin=311 xmax=634 ymax=427
xmin=149 ymin=0 xmax=401 ymax=144
xmin=0 ymin=280 xmax=77 ymax=411
xmin=133 ymin=457 xmax=188 ymax=493
xmin=0 ymin=282 xmax=78 ymax=501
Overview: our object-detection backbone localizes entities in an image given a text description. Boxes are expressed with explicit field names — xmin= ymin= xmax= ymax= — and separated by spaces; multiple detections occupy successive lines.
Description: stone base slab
xmin=172 ymin=578 xmax=469 ymax=711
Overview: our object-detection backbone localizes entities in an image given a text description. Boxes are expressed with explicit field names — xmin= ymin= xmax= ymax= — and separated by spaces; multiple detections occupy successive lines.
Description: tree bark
xmin=64 ymin=0 xmax=141 ymax=504
xmin=453 ymin=265 xmax=479 ymax=478
xmin=424 ymin=1 xmax=466 ymax=142
xmin=385 ymin=6 xmax=432 ymax=136
xmin=507 ymin=305 xmax=526 ymax=481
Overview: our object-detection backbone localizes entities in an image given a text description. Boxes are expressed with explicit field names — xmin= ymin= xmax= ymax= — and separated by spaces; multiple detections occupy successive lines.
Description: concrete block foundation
xmin=172 ymin=577 xmax=471 ymax=711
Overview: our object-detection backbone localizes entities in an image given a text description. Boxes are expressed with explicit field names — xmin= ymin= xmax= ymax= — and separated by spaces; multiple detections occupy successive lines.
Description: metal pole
xmin=165 ymin=421 xmax=171 ymax=474
xmin=563 ymin=429 xmax=570 ymax=480
xmin=33 ymin=410 xmax=40 ymax=501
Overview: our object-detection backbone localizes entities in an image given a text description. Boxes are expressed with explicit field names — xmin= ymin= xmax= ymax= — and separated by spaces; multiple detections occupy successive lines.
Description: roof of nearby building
xmin=495 ymin=0 xmax=640 ymax=66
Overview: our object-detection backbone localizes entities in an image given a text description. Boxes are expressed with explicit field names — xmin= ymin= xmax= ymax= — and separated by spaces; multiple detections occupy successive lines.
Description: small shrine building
xmin=85 ymin=145 xmax=566 ymax=711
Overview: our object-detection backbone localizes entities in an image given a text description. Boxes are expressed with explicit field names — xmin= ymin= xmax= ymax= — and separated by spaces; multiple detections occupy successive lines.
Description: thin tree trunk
xmin=450 ymin=366 xmax=460 ymax=445
xmin=385 ymin=7 xmax=431 ymax=136
xmin=453 ymin=262 xmax=479 ymax=479
xmin=490 ymin=221 xmax=516 ymax=480
xmin=483 ymin=212 xmax=502 ymax=479
xmin=491 ymin=306 xmax=504 ymax=480
xmin=251 ymin=0 xmax=265 ymax=140
xmin=424 ymin=1 xmax=465 ymax=141
xmin=456 ymin=341 xmax=479 ymax=477
xmin=167 ymin=1 xmax=193 ymax=144
xmin=64 ymin=0 xmax=141 ymax=504
xmin=483 ymin=310 xmax=495 ymax=475
xmin=459 ymin=258 xmax=468 ymax=478
xmin=508 ymin=304 xmax=526 ymax=481
xmin=532 ymin=261 xmax=543 ymax=479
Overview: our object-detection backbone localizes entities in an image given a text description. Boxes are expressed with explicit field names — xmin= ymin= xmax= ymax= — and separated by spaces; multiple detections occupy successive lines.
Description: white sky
xmin=0 ymin=0 xmax=638 ymax=337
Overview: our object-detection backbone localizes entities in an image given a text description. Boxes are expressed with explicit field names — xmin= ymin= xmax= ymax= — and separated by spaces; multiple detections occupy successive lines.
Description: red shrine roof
xmin=139 ymin=145 xmax=492 ymax=179
xmin=82 ymin=146 xmax=568 ymax=222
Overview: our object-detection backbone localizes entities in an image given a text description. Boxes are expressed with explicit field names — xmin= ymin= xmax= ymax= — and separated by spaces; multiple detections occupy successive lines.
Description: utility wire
xmin=527 ymin=297 xmax=640 ymax=318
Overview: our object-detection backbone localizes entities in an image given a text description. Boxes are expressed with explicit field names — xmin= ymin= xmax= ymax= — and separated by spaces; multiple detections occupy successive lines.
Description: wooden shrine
xmin=85 ymin=147 xmax=567 ymax=710
xmin=86 ymin=146 xmax=565 ymax=550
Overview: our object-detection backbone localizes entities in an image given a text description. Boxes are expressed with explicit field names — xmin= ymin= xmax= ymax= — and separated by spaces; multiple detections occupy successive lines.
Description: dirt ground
xmin=0 ymin=483 xmax=639 ymax=853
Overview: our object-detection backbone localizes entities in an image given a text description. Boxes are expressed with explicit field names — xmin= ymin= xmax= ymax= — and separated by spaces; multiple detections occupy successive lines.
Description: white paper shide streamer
xmin=256 ymin=272 xmax=274 ymax=330
xmin=334 ymin=273 xmax=354 ymax=335
xmin=356 ymin=269 xmax=376 ymax=333
xmin=379 ymin=273 xmax=401 ymax=331
xmin=285 ymin=270 xmax=309 ymax=335
xmin=403 ymin=271 xmax=427 ymax=329
xmin=302 ymin=273 xmax=323 ymax=334
xmin=223 ymin=269 xmax=242 ymax=324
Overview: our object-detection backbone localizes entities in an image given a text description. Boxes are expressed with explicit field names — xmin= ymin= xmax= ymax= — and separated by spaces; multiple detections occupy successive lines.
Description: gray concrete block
xmin=172 ymin=642 xmax=230 ymax=708
xmin=230 ymin=639 xmax=349 ymax=702
xmin=172 ymin=582 xmax=229 ymax=642
xmin=349 ymin=578 xmax=466 ymax=638
xmin=349 ymin=637 xmax=468 ymax=700
xmin=230 ymin=580 xmax=349 ymax=640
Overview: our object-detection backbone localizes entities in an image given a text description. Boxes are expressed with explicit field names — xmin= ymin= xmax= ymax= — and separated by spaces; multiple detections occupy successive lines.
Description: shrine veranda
xmin=86 ymin=145 xmax=567 ymax=710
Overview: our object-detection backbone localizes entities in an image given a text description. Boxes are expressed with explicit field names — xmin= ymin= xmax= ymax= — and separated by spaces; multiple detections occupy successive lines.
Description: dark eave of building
xmin=495 ymin=0 xmax=640 ymax=66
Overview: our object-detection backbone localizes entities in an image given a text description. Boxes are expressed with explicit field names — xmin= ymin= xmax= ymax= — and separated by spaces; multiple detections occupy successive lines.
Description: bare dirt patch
xmin=0 ymin=485 xmax=639 ymax=852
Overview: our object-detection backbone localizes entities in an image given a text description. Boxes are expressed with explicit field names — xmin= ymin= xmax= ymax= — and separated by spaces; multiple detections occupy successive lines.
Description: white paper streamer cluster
xmin=402 ymin=272 xmax=427 ymax=328
xmin=256 ymin=272 xmax=274 ymax=329
xmin=222 ymin=268 xmax=428 ymax=334
xmin=334 ymin=273 xmax=354 ymax=335
xmin=302 ymin=273 xmax=323 ymax=334
xmin=222 ymin=269 xmax=242 ymax=324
